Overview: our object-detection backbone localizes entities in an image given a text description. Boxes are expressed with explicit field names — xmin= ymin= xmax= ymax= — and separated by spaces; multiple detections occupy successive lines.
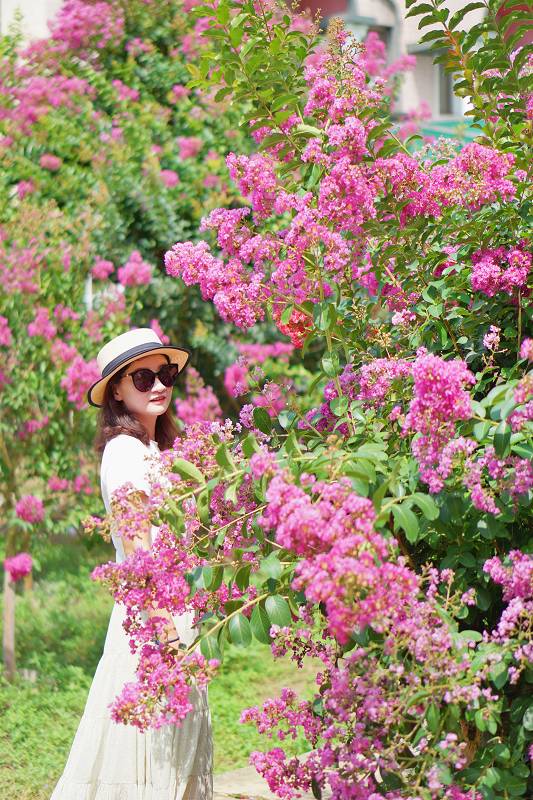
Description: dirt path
xmin=214 ymin=764 xmax=317 ymax=799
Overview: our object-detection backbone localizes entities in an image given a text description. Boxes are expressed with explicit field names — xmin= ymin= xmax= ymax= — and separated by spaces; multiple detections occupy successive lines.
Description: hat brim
xmin=87 ymin=343 xmax=190 ymax=408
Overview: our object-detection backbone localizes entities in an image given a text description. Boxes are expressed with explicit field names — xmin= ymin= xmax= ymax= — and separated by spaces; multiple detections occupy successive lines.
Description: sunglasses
xmin=121 ymin=363 xmax=180 ymax=393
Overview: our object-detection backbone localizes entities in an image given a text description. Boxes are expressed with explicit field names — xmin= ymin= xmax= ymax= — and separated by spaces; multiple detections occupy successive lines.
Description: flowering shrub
xmin=0 ymin=0 xmax=252 ymax=566
xmin=89 ymin=0 xmax=530 ymax=798
xmin=0 ymin=0 xmax=251 ymax=397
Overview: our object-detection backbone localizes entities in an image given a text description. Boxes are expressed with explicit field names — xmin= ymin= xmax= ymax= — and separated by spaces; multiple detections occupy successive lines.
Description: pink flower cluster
xmin=92 ymin=521 xmax=219 ymax=729
xmin=27 ymin=307 xmax=57 ymax=339
xmin=60 ymin=355 xmax=100 ymax=409
xmin=18 ymin=416 xmax=50 ymax=440
xmin=0 ymin=73 xmax=93 ymax=134
xmin=39 ymin=154 xmax=62 ymax=171
xmin=165 ymin=241 xmax=266 ymax=328
xmin=403 ymin=349 xmax=476 ymax=492
xmin=159 ymin=169 xmax=180 ymax=188
xmin=484 ymin=550 xmax=533 ymax=602
xmin=15 ymin=494 xmax=45 ymax=523
xmin=0 ymin=315 xmax=12 ymax=346
xmin=117 ymin=250 xmax=153 ymax=286
xmin=47 ymin=0 xmax=125 ymax=54
xmin=91 ymin=258 xmax=114 ymax=280
xmin=175 ymin=367 xmax=222 ymax=425
xmin=111 ymin=79 xmax=139 ymax=102
xmin=520 ymin=338 xmax=533 ymax=360
xmin=470 ymin=245 xmax=531 ymax=297
xmin=176 ymin=136 xmax=202 ymax=159
xmin=3 ymin=552 xmax=33 ymax=582
xmin=464 ymin=447 xmax=533 ymax=515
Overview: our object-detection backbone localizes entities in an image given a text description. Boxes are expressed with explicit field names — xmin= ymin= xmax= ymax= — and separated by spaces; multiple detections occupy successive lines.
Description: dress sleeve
xmin=101 ymin=435 xmax=151 ymax=504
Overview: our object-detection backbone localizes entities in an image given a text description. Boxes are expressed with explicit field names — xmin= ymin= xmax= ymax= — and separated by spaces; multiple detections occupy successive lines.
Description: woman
xmin=50 ymin=328 xmax=213 ymax=799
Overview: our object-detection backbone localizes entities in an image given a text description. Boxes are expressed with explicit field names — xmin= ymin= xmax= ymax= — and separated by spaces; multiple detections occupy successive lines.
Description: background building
xmin=299 ymin=0 xmax=487 ymax=139
xmin=1 ymin=0 xmax=530 ymax=139
xmin=0 ymin=0 xmax=62 ymax=38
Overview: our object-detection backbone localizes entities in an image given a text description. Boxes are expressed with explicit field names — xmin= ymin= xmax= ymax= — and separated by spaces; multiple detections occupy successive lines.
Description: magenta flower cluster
xmin=3 ymin=552 xmax=33 ymax=582
xmin=117 ymin=250 xmax=153 ymax=287
xmin=15 ymin=494 xmax=45 ymax=524
xmin=470 ymin=245 xmax=531 ymax=297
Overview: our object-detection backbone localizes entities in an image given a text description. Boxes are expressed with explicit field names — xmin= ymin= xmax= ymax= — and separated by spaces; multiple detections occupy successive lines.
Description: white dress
xmin=50 ymin=434 xmax=213 ymax=800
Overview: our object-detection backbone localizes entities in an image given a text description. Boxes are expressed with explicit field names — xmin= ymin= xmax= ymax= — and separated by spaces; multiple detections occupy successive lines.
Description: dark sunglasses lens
xmin=159 ymin=364 xmax=180 ymax=387
xmin=132 ymin=369 xmax=155 ymax=392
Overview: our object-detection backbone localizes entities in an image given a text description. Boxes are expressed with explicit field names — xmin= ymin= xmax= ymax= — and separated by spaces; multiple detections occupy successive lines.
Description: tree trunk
xmin=2 ymin=569 xmax=16 ymax=681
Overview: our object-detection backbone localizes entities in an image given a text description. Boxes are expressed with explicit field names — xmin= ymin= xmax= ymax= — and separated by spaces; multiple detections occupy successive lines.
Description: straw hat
xmin=87 ymin=328 xmax=190 ymax=408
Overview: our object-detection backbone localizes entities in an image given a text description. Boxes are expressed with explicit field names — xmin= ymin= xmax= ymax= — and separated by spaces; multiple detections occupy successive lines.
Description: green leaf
xmin=250 ymin=603 xmax=272 ymax=644
xmin=205 ymin=565 xmax=224 ymax=591
xmin=405 ymin=3 xmax=435 ymax=20
xmin=490 ymin=661 xmax=508 ymax=689
xmin=493 ymin=420 xmax=511 ymax=458
xmin=235 ymin=564 xmax=251 ymax=591
xmin=224 ymin=481 xmax=238 ymax=504
xmin=280 ymin=304 xmax=294 ymax=325
xmin=473 ymin=421 xmax=490 ymax=442
xmin=171 ymin=457 xmax=205 ymax=484
xmin=197 ymin=487 xmax=210 ymax=525
xmin=295 ymin=123 xmax=323 ymax=137
xmin=253 ymin=406 xmax=272 ymax=434
xmin=265 ymin=595 xmax=292 ymax=627
xmin=330 ymin=396 xmax=348 ymax=417
xmin=215 ymin=2 xmax=230 ymax=24
xmin=522 ymin=706 xmax=533 ymax=731
xmin=228 ymin=613 xmax=252 ymax=647
xmin=242 ymin=433 xmax=260 ymax=458
xmin=411 ymin=492 xmax=439 ymax=520
xmin=354 ymin=444 xmax=387 ymax=461
xmin=216 ymin=443 xmax=235 ymax=470
xmin=426 ymin=702 xmax=440 ymax=733
xmin=313 ymin=302 xmax=335 ymax=331
xmin=321 ymin=352 xmax=339 ymax=377
xmin=392 ymin=503 xmax=420 ymax=543
xmin=200 ymin=633 xmax=221 ymax=660
xmin=448 ymin=2 xmax=485 ymax=30
xmin=259 ymin=553 xmax=282 ymax=581
xmin=459 ymin=552 xmax=476 ymax=568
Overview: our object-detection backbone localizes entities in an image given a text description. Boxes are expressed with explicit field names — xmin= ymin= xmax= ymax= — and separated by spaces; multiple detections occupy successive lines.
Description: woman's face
xmin=112 ymin=353 xmax=173 ymax=428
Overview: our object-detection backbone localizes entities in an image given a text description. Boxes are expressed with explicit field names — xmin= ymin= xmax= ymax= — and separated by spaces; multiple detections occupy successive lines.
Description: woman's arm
xmin=120 ymin=490 xmax=181 ymax=652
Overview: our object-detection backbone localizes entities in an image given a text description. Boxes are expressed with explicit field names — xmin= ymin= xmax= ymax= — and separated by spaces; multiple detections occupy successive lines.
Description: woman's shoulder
xmin=102 ymin=433 xmax=151 ymax=460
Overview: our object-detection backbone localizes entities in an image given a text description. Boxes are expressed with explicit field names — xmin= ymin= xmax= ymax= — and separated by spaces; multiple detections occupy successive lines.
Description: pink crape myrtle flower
xmin=48 ymin=475 xmax=70 ymax=491
xmin=159 ymin=169 xmax=180 ymax=188
xmin=39 ymin=154 xmax=62 ymax=171
xmin=117 ymin=250 xmax=153 ymax=286
xmin=175 ymin=367 xmax=222 ymax=425
xmin=4 ymin=552 xmax=33 ymax=582
xmin=61 ymin=355 xmax=100 ymax=409
xmin=27 ymin=307 xmax=57 ymax=339
xmin=47 ymin=0 xmax=125 ymax=54
xmin=519 ymin=338 xmax=533 ymax=361
xmin=149 ymin=319 xmax=170 ymax=345
xmin=224 ymin=362 xmax=249 ymax=397
xmin=15 ymin=495 xmax=45 ymax=523
xmin=177 ymin=136 xmax=202 ymax=159
xmin=111 ymin=79 xmax=139 ymax=102
xmin=91 ymin=258 xmax=114 ymax=280
xmin=16 ymin=180 xmax=35 ymax=199
xmin=0 ymin=315 xmax=12 ymax=346
xmin=170 ymin=84 xmax=190 ymax=103
xmin=483 ymin=551 xmax=533 ymax=602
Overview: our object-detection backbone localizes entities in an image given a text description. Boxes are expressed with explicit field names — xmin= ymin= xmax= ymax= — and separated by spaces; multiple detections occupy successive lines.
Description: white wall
xmin=0 ymin=0 xmax=63 ymax=39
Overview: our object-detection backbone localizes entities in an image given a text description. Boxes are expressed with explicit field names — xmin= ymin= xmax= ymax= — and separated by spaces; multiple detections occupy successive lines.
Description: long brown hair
xmin=94 ymin=357 xmax=181 ymax=455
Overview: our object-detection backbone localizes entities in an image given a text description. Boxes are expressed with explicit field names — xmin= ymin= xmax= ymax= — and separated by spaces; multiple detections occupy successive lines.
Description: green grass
xmin=0 ymin=537 xmax=315 ymax=799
